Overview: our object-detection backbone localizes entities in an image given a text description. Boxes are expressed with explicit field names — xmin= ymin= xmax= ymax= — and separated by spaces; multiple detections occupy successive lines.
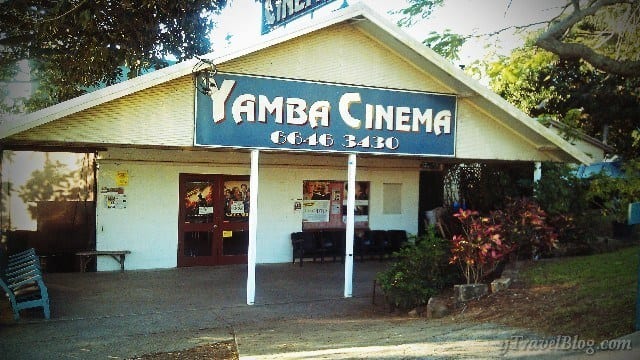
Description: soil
xmin=444 ymin=279 xmax=565 ymax=333
xmin=129 ymin=340 xmax=239 ymax=360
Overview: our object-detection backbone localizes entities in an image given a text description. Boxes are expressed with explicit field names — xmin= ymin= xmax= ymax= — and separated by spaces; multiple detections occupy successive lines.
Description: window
xmin=383 ymin=183 xmax=402 ymax=214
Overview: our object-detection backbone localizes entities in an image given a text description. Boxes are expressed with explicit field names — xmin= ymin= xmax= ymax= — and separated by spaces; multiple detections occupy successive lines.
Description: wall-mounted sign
xmin=195 ymin=72 xmax=457 ymax=156
xmin=262 ymin=0 xmax=339 ymax=34
xmin=115 ymin=170 xmax=129 ymax=186
xmin=303 ymin=200 xmax=330 ymax=222
xmin=104 ymin=192 xmax=127 ymax=209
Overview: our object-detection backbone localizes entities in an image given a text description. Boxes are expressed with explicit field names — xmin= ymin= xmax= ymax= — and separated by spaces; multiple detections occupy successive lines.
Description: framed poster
xmin=343 ymin=181 xmax=369 ymax=223
xmin=302 ymin=180 xmax=370 ymax=229
xmin=224 ymin=180 xmax=250 ymax=221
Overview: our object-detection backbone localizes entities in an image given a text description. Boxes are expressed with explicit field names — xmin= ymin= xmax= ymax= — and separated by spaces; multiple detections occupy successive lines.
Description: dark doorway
xmin=1 ymin=151 xmax=96 ymax=272
xmin=418 ymin=170 xmax=444 ymax=236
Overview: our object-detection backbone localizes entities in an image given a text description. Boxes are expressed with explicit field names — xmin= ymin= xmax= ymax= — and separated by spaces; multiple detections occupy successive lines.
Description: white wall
xmin=96 ymin=149 xmax=420 ymax=270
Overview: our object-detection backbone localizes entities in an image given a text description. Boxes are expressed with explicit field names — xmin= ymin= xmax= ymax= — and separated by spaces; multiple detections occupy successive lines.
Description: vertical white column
xmin=247 ymin=149 xmax=259 ymax=305
xmin=534 ymin=162 xmax=542 ymax=183
xmin=344 ymin=153 xmax=356 ymax=298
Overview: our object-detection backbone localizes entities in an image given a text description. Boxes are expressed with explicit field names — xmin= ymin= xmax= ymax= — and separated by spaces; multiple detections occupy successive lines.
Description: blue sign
xmin=195 ymin=73 xmax=457 ymax=156
xmin=262 ymin=0 xmax=339 ymax=34
xmin=629 ymin=202 xmax=640 ymax=225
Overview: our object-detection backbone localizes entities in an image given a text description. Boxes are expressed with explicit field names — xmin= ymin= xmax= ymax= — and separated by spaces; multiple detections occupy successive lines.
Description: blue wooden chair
xmin=1 ymin=247 xmax=50 ymax=320
xmin=0 ymin=272 xmax=50 ymax=320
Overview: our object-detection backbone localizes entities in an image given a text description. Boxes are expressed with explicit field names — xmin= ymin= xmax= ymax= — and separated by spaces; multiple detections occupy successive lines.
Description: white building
xmin=1 ymin=4 xmax=605 ymax=296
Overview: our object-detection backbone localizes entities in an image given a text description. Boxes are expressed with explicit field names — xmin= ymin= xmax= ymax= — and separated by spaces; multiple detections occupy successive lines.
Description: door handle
xmin=213 ymin=225 xmax=218 ymax=229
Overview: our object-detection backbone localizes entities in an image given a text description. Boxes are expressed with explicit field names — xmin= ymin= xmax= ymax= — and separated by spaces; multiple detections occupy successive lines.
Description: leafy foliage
xmin=497 ymin=197 xmax=558 ymax=260
xmin=533 ymin=162 xmax=597 ymax=249
xmin=0 ymin=0 xmax=229 ymax=108
xmin=423 ymin=30 xmax=465 ymax=61
xmin=443 ymin=163 xmax=533 ymax=213
xmin=535 ymin=0 xmax=640 ymax=77
xmin=376 ymin=229 xmax=458 ymax=309
xmin=487 ymin=44 xmax=640 ymax=159
xmin=396 ymin=0 xmax=640 ymax=77
xmin=587 ymin=159 xmax=640 ymax=223
xmin=485 ymin=44 xmax=560 ymax=115
xmin=450 ymin=198 xmax=557 ymax=284
xmin=449 ymin=209 xmax=510 ymax=284
xmin=393 ymin=0 xmax=444 ymax=27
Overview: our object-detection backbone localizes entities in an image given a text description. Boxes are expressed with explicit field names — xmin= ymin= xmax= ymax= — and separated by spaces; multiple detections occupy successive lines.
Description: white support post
xmin=534 ymin=162 xmax=542 ymax=183
xmin=344 ymin=153 xmax=356 ymax=298
xmin=247 ymin=149 xmax=259 ymax=305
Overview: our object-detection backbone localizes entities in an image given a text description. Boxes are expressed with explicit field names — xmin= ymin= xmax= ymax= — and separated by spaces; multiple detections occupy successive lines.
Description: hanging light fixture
xmin=193 ymin=57 xmax=218 ymax=96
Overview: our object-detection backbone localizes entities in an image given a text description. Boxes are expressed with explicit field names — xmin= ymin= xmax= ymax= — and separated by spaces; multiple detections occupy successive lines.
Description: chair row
xmin=291 ymin=229 xmax=408 ymax=266
xmin=0 ymin=247 xmax=51 ymax=320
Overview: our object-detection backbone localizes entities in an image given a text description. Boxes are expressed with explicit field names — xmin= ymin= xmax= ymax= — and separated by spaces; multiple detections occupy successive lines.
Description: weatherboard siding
xmin=220 ymin=23 xmax=451 ymax=94
xmin=455 ymin=99 xmax=545 ymax=161
xmin=11 ymin=76 xmax=194 ymax=147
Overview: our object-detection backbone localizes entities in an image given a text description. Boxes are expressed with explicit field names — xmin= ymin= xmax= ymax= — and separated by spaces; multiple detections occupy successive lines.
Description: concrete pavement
xmin=1 ymin=262 xmax=638 ymax=359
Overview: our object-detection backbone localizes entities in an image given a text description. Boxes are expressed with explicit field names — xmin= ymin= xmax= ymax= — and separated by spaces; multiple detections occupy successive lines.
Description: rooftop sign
xmin=195 ymin=73 xmax=457 ymax=157
xmin=262 ymin=0 xmax=339 ymax=34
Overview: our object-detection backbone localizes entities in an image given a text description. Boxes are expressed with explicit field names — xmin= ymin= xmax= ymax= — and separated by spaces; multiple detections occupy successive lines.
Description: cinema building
xmin=0 ymin=4 xmax=606 ymax=301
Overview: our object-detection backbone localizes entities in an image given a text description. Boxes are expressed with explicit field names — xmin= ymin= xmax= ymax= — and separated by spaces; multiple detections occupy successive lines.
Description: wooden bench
xmin=76 ymin=250 xmax=131 ymax=272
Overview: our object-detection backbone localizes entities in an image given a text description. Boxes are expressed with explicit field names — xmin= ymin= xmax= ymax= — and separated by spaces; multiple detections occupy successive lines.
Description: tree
xmin=535 ymin=0 xmax=640 ymax=77
xmin=485 ymin=43 xmax=640 ymax=159
xmin=397 ymin=0 xmax=640 ymax=158
xmin=397 ymin=0 xmax=640 ymax=77
xmin=0 ymin=0 xmax=230 ymax=109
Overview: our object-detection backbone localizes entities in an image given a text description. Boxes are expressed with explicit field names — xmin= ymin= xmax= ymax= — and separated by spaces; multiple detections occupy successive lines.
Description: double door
xmin=178 ymin=174 xmax=249 ymax=267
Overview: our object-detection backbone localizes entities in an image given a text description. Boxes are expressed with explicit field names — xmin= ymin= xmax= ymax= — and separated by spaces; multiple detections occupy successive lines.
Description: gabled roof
xmin=0 ymin=2 xmax=599 ymax=164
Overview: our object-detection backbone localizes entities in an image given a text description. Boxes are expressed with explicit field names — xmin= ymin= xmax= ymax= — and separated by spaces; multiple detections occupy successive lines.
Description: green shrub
xmin=375 ymin=228 xmax=459 ymax=310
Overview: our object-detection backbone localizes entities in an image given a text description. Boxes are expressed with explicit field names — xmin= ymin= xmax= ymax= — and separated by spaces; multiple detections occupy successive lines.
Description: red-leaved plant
xmin=449 ymin=209 xmax=513 ymax=284
xmin=450 ymin=198 xmax=558 ymax=284
xmin=498 ymin=197 xmax=558 ymax=260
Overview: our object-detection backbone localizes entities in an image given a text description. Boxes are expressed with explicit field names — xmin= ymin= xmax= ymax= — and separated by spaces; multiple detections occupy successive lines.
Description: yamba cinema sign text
xmin=195 ymin=73 xmax=457 ymax=156
xmin=262 ymin=0 xmax=339 ymax=34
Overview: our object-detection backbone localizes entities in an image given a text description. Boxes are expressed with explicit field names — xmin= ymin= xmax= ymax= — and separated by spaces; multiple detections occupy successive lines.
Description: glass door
xmin=178 ymin=174 xmax=249 ymax=267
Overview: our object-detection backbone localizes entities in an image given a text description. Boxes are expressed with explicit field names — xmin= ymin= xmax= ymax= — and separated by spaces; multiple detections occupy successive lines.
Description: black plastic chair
xmin=291 ymin=231 xmax=322 ymax=266
xmin=320 ymin=230 xmax=345 ymax=263
xmin=368 ymin=230 xmax=389 ymax=260
xmin=354 ymin=230 xmax=373 ymax=261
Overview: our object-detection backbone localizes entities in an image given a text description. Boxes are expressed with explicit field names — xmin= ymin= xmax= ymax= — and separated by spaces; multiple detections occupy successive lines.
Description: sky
xmin=211 ymin=0 xmax=567 ymax=66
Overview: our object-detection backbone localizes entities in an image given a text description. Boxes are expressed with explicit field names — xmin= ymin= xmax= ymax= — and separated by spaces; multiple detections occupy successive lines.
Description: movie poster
xmin=343 ymin=181 xmax=370 ymax=222
xmin=183 ymin=182 xmax=214 ymax=223
xmin=224 ymin=180 xmax=250 ymax=221
xmin=302 ymin=180 xmax=332 ymax=223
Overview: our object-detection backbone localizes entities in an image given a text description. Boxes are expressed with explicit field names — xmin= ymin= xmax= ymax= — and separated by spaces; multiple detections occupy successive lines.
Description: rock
xmin=426 ymin=296 xmax=450 ymax=319
xmin=454 ymin=283 xmax=488 ymax=304
xmin=407 ymin=305 xmax=426 ymax=317
xmin=491 ymin=277 xmax=512 ymax=293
